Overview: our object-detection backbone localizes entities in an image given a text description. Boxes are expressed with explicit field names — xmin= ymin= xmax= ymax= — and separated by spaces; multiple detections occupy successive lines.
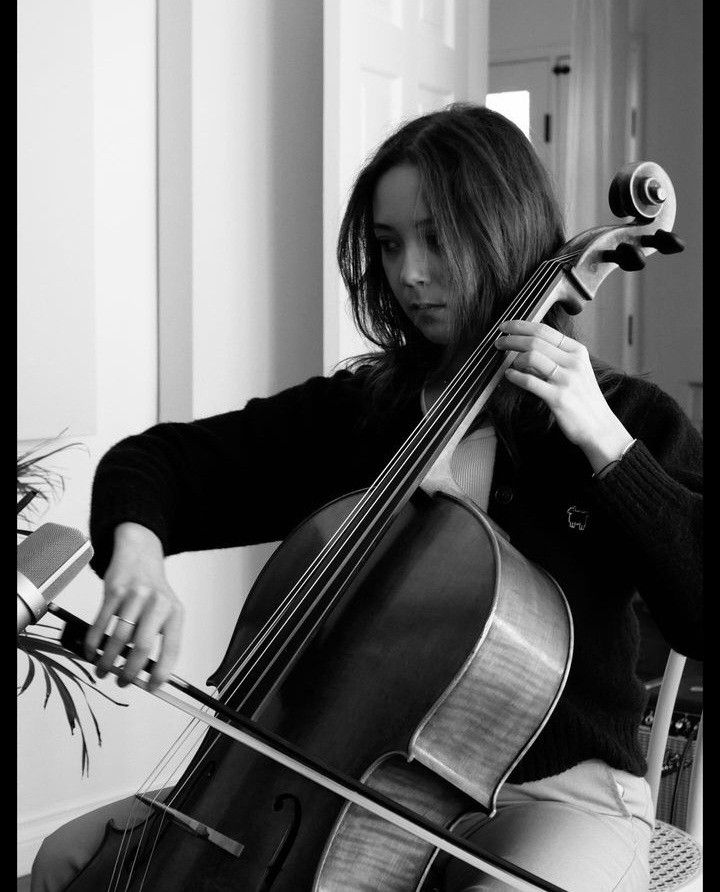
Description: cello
xmin=50 ymin=160 xmax=683 ymax=891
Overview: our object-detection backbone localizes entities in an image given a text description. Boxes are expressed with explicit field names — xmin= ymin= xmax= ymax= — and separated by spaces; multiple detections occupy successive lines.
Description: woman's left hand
xmin=495 ymin=319 xmax=635 ymax=473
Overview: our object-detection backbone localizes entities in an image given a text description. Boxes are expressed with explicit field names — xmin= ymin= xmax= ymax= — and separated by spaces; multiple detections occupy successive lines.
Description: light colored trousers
xmin=437 ymin=759 xmax=655 ymax=891
xmin=32 ymin=759 xmax=654 ymax=892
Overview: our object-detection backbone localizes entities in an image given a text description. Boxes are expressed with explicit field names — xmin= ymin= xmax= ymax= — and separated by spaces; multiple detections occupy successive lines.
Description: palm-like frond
xmin=18 ymin=629 xmax=128 ymax=776
xmin=16 ymin=435 xmax=84 ymax=519
xmin=17 ymin=435 xmax=113 ymax=774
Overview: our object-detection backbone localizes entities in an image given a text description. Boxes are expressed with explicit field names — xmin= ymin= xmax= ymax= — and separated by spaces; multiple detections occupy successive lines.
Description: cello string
xmin=108 ymin=698 xmax=220 ymax=891
xmin=122 ymin=698 xmax=240 ymax=892
xmin=117 ymin=697 xmax=237 ymax=892
xmin=109 ymin=716 xmax=216 ymax=891
xmin=125 ymin=724 xmax=212 ymax=884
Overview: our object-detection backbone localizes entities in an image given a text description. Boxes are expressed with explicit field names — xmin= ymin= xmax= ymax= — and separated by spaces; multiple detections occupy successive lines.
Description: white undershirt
xmin=421 ymin=387 xmax=498 ymax=512
xmin=448 ymin=425 xmax=498 ymax=512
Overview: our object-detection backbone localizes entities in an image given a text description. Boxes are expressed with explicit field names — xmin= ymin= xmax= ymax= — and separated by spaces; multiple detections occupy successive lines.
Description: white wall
xmin=156 ymin=0 xmax=325 ymax=757
xmin=17 ymin=0 xmax=182 ymax=876
xmin=489 ymin=0 xmax=572 ymax=54
xmin=639 ymin=0 xmax=702 ymax=409
xmin=17 ymin=0 xmax=96 ymax=441
xmin=191 ymin=0 xmax=324 ymax=417
xmin=17 ymin=0 xmax=325 ymax=877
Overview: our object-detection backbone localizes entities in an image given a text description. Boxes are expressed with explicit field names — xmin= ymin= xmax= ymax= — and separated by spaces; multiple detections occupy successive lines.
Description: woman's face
xmin=372 ymin=163 xmax=452 ymax=346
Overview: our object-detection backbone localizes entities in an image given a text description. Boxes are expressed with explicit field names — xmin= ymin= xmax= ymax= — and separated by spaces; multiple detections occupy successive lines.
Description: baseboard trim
xmin=17 ymin=786 xmax=138 ymax=877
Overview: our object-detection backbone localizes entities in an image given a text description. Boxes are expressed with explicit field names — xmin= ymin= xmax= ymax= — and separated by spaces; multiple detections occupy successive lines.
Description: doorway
xmin=487 ymin=53 xmax=570 ymax=211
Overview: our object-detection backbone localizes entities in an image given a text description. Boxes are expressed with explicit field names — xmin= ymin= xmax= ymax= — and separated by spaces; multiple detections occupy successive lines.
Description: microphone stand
xmin=51 ymin=604 xmax=565 ymax=892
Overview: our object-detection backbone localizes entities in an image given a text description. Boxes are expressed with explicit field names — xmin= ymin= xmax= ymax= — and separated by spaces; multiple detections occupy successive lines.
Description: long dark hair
xmin=337 ymin=103 xmax=621 ymax=451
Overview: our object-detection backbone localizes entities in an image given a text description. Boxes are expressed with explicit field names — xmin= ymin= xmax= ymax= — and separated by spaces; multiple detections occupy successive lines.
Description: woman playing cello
xmin=33 ymin=104 xmax=702 ymax=891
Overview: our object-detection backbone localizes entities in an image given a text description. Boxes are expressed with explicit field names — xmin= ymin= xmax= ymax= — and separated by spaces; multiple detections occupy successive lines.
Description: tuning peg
xmin=601 ymin=242 xmax=646 ymax=271
xmin=639 ymin=229 xmax=685 ymax=254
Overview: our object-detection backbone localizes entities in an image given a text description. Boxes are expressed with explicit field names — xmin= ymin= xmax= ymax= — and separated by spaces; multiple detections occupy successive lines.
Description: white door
xmin=487 ymin=54 xmax=570 ymax=212
xmin=323 ymin=0 xmax=489 ymax=373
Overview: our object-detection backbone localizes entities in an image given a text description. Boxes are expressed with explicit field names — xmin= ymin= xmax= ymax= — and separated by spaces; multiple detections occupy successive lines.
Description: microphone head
xmin=17 ymin=523 xmax=93 ymax=629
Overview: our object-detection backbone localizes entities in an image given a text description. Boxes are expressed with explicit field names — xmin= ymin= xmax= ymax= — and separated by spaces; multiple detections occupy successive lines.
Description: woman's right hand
xmin=84 ymin=522 xmax=184 ymax=691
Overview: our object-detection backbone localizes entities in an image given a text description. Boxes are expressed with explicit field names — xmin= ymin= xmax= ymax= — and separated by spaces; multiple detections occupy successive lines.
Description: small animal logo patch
xmin=567 ymin=506 xmax=590 ymax=531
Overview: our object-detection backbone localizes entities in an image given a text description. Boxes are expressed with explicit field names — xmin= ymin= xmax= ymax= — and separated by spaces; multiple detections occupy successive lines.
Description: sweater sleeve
xmin=592 ymin=380 xmax=703 ymax=659
xmin=89 ymin=371 xmax=367 ymax=578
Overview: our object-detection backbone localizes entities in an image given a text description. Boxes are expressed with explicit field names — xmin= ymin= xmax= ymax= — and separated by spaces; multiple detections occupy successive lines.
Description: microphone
xmin=17 ymin=523 xmax=94 ymax=633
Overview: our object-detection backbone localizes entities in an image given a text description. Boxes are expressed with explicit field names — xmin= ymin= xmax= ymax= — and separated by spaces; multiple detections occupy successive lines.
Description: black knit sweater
xmin=89 ymin=369 xmax=703 ymax=784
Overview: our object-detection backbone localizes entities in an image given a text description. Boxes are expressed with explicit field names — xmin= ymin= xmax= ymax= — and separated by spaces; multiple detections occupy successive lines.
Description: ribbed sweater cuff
xmin=591 ymin=439 xmax=682 ymax=530
xmin=89 ymin=483 xmax=171 ymax=578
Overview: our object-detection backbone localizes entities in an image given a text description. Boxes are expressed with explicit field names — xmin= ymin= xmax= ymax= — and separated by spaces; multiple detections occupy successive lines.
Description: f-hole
xmin=259 ymin=793 xmax=302 ymax=891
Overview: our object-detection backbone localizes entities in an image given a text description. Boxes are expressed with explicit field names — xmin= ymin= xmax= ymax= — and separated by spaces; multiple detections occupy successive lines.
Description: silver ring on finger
xmin=546 ymin=363 xmax=560 ymax=381
xmin=556 ymin=333 xmax=566 ymax=349
xmin=113 ymin=616 xmax=137 ymax=629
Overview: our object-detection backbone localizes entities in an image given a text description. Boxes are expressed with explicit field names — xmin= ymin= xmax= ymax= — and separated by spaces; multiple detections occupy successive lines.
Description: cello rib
xmin=411 ymin=494 xmax=573 ymax=814
xmin=314 ymin=754 xmax=476 ymax=892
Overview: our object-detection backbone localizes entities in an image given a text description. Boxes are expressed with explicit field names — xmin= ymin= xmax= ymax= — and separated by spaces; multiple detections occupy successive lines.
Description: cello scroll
xmin=560 ymin=161 xmax=684 ymax=307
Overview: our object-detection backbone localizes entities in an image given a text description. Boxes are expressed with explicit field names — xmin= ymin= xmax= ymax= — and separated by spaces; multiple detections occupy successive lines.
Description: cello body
xmin=68 ymin=487 xmax=571 ymax=891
